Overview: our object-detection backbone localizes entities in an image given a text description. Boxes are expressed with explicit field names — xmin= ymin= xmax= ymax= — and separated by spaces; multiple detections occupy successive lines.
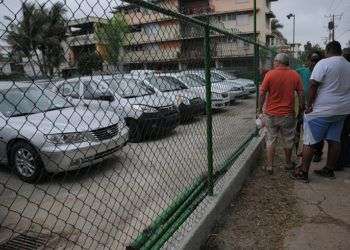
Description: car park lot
xmin=0 ymin=97 xmax=256 ymax=249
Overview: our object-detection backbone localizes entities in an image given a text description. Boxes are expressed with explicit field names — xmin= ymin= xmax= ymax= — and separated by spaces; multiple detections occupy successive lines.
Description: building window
xmin=129 ymin=25 xmax=142 ymax=33
xmin=227 ymin=14 xmax=236 ymax=21
xmin=236 ymin=0 xmax=248 ymax=3
xmin=236 ymin=14 xmax=249 ymax=26
xmin=143 ymin=23 xmax=160 ymax=35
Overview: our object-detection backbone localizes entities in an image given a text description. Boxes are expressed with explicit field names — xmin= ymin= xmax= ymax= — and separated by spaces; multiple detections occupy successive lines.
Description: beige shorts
xmin=264 ymin=115 xmax=296 ymax=149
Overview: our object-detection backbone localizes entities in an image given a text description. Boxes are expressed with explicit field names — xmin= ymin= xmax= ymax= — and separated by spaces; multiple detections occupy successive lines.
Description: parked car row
xmin=0 ymin=69 xmax=255 ymax=183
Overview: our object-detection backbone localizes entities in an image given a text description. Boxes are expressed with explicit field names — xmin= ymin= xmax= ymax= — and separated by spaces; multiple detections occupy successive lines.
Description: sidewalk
xmin=284 ymin=151 xmax=350 ymax=249
xmin=203 ymin=147 xmax=350 ymax=250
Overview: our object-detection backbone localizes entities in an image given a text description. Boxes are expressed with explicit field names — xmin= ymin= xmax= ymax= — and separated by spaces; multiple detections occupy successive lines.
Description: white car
xmin=137 ymin=74 xmax=206 ymax=121
xmin=213 ymin=69 xmax=256 ymax=94
xmin=0 ymin=85 xmax=129 ymax=183
xmin=183 ymin=70 xmax=240 ymax=103
xmin=164 ymin=72 xmax=230 ymax=109
xmin=53 ymin=75 xmax=179 ymax=142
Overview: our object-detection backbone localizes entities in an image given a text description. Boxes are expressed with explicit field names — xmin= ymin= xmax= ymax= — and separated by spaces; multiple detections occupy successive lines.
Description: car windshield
xmin=216 ymin=71 xmax=237 ymax=80
xmin=181 ymin=75 xmax=205 ymax=87
xmin=210 ymin=73 xmax=226 ymax=82
xmin=108 ymin=78 xmax=155 ymax=98
xmin=197 ymin=72 xmax=224 ymax=83
xmin=146 ymin=76 xmax=187 ymax=92
xmin=0 ymin=86 xmax=71 ymax=117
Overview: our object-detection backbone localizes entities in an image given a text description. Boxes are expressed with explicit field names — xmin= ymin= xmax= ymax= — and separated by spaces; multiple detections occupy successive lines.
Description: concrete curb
xmin=169 ymin=135 xmax=264 ymax=250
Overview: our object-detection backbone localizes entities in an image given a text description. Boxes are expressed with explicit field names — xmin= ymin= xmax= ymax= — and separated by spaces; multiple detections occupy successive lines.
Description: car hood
xmin=161 ymin=89 xmax=200 ymax=101
xmin=6 ymin=106 xmax=121 ymax=135
xmin=219 ymin=80 xmax=244 ymax=87
xmin=234 ymin=78 xmax=255 ymax=86
xmin=124 ymin=94 xmax=175 ymax=107
xmin=211 ymin=82 xmax=239 ymax=92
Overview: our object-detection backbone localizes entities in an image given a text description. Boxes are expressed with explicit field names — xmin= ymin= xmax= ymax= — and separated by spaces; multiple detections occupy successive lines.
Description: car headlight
xmin=46 ymin=132 xmax=86 ymax=145
xmin=210 ymin=92 xmax=222 ymax=100
xmin=220 ymin=93 xmax=228 ymax=98
xmin=175 ymin=95 xmax=190 ymax=106
xmin=132 ymin=104 xmax=158 ymax=113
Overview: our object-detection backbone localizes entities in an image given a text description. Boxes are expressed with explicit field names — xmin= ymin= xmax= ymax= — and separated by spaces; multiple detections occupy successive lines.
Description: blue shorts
xmin=303 ymin=115 xmax=346 ymax=146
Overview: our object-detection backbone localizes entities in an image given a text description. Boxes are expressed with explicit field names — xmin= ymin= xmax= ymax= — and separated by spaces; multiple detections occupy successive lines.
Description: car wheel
xmin=9 ymin=142 xmax=46 ymax=183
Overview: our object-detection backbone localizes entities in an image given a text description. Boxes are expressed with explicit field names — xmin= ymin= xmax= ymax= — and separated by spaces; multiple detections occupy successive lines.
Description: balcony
xmin=265 ymin=11 xmax=276 ymax=19
xmin=215 ymin=43 xmax=254 ymax=58
xmin=125 ymin=26 xmax=181 ymax=45
xmin=122 ymin=48 xmax=180 ymax=63
xmin=122 ymin=3 xmax=178 ymax=25
xmin=66 ymin=33 xmax=99 ymax=47
xmin=180 ymin=6 xmax=214 ymax=16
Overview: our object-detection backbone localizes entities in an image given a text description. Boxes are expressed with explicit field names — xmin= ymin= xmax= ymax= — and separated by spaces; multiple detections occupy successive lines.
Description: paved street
xmin=0 ymin=97 xmax=256 ymax=249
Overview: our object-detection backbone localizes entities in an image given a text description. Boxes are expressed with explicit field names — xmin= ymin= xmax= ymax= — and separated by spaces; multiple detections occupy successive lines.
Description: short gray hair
xmin=274 ymin=53 xmax=290 ymax=66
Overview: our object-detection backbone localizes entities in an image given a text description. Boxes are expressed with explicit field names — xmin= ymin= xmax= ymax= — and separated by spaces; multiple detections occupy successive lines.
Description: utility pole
xmin=326 ymin=14 xmax=343 ymax=42
xmin=332 ymin=14 xmax=335 ymax=41
xmin=287 ymin=13 xmax=296 ymax=56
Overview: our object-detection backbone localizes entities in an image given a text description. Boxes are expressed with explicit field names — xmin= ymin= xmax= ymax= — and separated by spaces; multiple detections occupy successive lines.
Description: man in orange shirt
xmin=259 ymin=53 xmax=304 ymax=174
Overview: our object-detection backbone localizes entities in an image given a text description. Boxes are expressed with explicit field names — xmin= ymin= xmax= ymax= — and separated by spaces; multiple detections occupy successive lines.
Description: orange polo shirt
xmin=260 ymin=66 xmax=303 ymax=116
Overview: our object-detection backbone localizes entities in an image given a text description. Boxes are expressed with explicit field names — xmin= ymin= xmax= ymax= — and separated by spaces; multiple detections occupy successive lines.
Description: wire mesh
xmin=0 ymin=0 xmax=281 ymax=249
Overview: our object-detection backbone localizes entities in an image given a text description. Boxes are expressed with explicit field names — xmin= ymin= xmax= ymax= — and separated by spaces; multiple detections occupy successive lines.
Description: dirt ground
xmin=202 ymin=148 xmax=304 ymax=249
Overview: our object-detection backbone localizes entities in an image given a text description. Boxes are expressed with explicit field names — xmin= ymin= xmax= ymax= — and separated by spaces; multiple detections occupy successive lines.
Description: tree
xmin=77 ymin=51 xmax=103 ymax=75
xmin=299 ymin=41 xmax=324 ymax=63
xmin=271 ymin=19 xmax=284 ymax=33
xmin=6 ymin=2 xmax=66 ymax=77
xmin=96 ymin=15 xmax=128 ymax=66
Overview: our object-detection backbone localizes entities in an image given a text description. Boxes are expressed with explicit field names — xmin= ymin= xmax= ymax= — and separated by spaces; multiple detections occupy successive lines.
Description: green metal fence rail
xmin=122 ymin=0 xmax=273 ymax=249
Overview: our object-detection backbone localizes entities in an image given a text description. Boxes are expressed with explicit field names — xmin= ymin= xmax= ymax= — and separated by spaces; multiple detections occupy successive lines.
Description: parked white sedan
xmin=0 ymin=85 xmax=129 ymax=183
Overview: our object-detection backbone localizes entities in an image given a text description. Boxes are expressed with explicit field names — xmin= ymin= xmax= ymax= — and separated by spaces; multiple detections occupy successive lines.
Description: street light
xmin=287 ymin=13 xmax=296 ymax=55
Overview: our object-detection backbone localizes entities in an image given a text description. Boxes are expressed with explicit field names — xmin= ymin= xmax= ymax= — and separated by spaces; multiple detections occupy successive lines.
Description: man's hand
xmin=305 ymin=106 xmax=313 ymax=114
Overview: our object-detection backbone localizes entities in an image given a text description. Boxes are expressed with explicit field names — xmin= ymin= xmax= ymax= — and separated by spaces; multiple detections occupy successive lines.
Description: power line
xmin=325 ymin=13 xmax=343 ymax=41
xmin=329 ymin=0 xmax=336 ymax=11
xmin=337 ymin=29 xmax=350 ymax=39
xmin=333 ymin=0 xmax=343 ymax=12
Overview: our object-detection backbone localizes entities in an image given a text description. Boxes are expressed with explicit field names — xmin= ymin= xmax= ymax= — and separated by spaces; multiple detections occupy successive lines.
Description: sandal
xmin=290 ymin=166 xmax=309 ymax=183
xmin=285 ymin=161 xmax=296 ymax=171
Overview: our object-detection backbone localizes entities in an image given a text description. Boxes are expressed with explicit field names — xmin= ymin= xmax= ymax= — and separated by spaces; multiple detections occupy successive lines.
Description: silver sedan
xmin=0 ymin=85 xmax=129 ymax=183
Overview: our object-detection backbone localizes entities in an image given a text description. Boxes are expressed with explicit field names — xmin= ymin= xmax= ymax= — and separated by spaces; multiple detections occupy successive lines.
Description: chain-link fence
xmin=0 ymin=0 xmax=296 ymax=249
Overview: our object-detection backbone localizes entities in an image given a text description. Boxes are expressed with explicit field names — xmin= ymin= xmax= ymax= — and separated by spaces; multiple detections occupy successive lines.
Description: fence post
xmin=253 ymin=0 xmax=260 ymax=123
xmin=204 ymin=22 xmax=214 ymax=196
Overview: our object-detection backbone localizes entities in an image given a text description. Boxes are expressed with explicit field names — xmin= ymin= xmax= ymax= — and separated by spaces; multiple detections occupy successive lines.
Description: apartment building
xmin=61 ymin=17 xmax=108 ymax=75
xmin=115 ymin=0 xmax=278 ymax=71
xmin=271 ymin=31 xmax=288 ymax=52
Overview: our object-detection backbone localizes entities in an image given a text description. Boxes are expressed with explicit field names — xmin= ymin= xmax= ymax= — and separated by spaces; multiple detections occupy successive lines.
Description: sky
xmin=1 ymin=0 xmax=350 ymax=49
xmin=272 ymin=0 xmax=350 ymax=48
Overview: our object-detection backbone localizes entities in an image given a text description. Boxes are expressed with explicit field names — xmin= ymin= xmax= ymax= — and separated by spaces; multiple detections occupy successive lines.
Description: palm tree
xmin=271 ymin=19 xmax=284 ymax=33
xmin=6 ymin=2 xmax=66 ymax=77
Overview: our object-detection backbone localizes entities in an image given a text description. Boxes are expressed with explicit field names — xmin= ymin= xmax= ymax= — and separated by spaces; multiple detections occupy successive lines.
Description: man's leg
xmin=326 ymin=140 xmax=341 ymax=170
xmin=264 ymin=115 xmax=278 ymax=174
xmin=267 ymin=145 xmax=276 ymax=171
xmin=314 ymin=116 xmax=345 ymax=179
xmin=291 ymin=116 xmax=326 ymax=182
xmin=336 ymin=115 xmax=350 ymax=169
xmin=302 ymin=145 xmax=315 ymax=173
xmin=284 ymin=148 xmax=292 ymax=165
xmin=313 ymin=140 xmax=324 ymax=162
xmin=282 ymin=116 xmax=296 ymax=170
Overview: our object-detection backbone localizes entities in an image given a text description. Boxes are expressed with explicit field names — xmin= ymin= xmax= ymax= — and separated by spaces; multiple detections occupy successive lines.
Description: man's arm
xmin=305 ymin=79 xmax=320 ymax=114
xmin=258 ymin=73 xmax=270 ymax=115
xmin=258 ymin=92 xmax=267 ymax=115
xmin=298 ymin=91 xmax=305 ymax=115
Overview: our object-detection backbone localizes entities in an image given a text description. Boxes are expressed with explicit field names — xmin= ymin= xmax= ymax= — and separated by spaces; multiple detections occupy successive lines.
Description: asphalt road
xmin=0 ymin=97 xmax=256 ymax=249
